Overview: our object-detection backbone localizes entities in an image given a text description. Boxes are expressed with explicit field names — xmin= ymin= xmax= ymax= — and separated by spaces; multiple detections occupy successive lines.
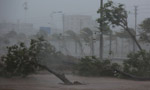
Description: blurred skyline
xmin=0 ymin=0 xmax=150 ymax=29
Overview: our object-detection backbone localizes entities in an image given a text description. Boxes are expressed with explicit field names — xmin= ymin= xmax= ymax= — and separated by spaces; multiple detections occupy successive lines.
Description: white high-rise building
xmin=64 ymin=15 xmax=98 ymax=33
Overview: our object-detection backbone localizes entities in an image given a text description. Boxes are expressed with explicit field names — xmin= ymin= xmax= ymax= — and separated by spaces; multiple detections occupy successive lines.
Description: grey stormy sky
xmin=0 ymin=0 xmax=150 ymax=29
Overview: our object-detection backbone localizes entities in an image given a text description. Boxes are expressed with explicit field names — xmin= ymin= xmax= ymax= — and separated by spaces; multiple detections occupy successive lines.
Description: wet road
xmin=0 ymin=74 xmax=150 ymax=90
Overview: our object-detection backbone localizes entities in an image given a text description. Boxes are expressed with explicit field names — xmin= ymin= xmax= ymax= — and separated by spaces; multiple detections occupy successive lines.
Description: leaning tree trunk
xmin=37 ymin=64 xmax=82 ymax=85
xmin=115 ymin=37 xmax=118 ymax=57
xmin=119 ymin=22 xmax=142 ymax=51
xmin=126 ymin=27 xmax=142 ymax=51
xmin=37 ymin=64 xmax=73 ymax=85
xmin=120 ymin=24 xmax=143 ymax=51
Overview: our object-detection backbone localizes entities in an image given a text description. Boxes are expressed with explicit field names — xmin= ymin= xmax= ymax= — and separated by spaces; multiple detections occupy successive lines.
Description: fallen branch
xmin=115 ymin=69 xmax=150 ymax=81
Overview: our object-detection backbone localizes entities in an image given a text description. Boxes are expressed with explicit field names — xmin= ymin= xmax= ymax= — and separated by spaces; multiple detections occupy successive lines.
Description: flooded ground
xmin=0 ymin=74 xmax=150 ymax=90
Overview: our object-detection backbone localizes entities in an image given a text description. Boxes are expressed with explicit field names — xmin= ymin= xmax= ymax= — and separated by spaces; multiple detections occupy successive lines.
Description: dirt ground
xmin=0 ymin=74 xmax=150 ymax=90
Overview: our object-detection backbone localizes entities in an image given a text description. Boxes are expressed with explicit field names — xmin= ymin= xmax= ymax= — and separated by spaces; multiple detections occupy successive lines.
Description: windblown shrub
xmin=1 ymin=42 xmax=37 ymax=77
xmin=0 ymin=37 xmax=61 ymax=77
xmin=75 ymin=56 xmax=120 ymax=77
xmin=0 ymin=36 xmax=78 ymax=78
xmin=123 ymin=50 xmax=150 ymax=77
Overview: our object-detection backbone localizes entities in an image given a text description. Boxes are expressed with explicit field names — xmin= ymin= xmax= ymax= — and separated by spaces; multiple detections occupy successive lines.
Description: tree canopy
xmin=97 ymin=1 xmax=142 ymax=51
xmin=139 ymin=18 xmax=150 ymax=43
xmin=97 ymin=1 xmax=128 ymax=28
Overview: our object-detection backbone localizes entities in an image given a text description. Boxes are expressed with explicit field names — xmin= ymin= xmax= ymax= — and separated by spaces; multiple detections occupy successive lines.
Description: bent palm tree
xmin=80 ymin=28 xmax=94 ymax=56
xmin=65 ymin=30 xmax=84 ymax=57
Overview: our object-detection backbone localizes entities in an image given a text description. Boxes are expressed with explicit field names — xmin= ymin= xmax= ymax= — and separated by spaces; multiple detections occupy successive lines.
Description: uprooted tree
xmin=0 ymin=37 xmax=81 ymax=85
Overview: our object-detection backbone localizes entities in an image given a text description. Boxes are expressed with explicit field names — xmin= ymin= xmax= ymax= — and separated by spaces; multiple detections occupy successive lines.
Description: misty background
xmin=0 ymin=0 xmax=150 ymax=29
xmin=0 ymin=0 xmax=150 ymax=58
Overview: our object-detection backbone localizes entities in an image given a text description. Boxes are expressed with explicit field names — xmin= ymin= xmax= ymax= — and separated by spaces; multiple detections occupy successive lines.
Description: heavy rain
xmin=0 ymin=0 xmax=150 ymax=90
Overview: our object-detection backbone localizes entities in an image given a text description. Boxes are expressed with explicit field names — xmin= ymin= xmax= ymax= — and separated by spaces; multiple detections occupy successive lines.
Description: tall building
xmin=64 ymin=15 xmax=98 ymax=33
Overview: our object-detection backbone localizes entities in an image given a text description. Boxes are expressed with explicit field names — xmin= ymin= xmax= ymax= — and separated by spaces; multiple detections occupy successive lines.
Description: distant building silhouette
xmin=0 ymin=22 xmax=35 ymax=35
xmin=63 ymin=15 xmax=98 ymax=33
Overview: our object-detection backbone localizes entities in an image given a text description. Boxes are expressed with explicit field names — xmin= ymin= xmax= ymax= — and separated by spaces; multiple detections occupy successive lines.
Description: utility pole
xmin=109 ymin=31 xmax=112 ymax=59
xmin=133 ymin=6 xmax=138 ymax=52
xmin=99 ymin=0 xmax=104 ymax=59
xmin=23 ymin=1 xmax=28 ymax=23
xmin=91 ymin=35 xmax=94 ymax=56
xmin=62 ymin=14 xmax=65 ymax=35
xmin=62 ymin=13 xmax=68 ymax=55
xmin=52 ymin=11 xmax=67 ymax=54
xmin=79 ymin=19 xmax=82 ymax=31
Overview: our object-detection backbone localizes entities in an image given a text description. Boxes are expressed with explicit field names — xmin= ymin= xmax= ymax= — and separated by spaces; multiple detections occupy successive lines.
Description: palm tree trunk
xmin=121 ymin=38 xmax=124 ymax=58
xmin=109 ymin=32 xmax=112 ymax=56
xmin=91 ymin=37 xmax=94 ymax=56
xmin=115 ymin=37 xmax=118 ymax=57
xmin=75 ymin=42 xmax=77 ymax=55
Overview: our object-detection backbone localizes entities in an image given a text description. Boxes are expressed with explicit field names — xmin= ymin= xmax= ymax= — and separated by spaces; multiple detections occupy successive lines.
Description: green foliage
xmin=97 ymin=0 xmax=142 ymax=51
xmin=29 ymin=37 xmax=58 ymax=65
xmin=0 ymin=36 xmax=78 ymax=77
xmin=1 ymin=42 xmax=37 ymax=77
xmin=139 ymin=18 xmax=150 ymax=43
xmin=97 ymin=1 xmax=128 ymax=28
xmin=0 ymin=37 xmax=61 ymax=77
xmin=123 ymin=50 xmax=150 ymax=77
xmin=75 ymin=56 xmax=120 ymax=77
xmin=139 ymin=18 xmax=150 ymax=33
